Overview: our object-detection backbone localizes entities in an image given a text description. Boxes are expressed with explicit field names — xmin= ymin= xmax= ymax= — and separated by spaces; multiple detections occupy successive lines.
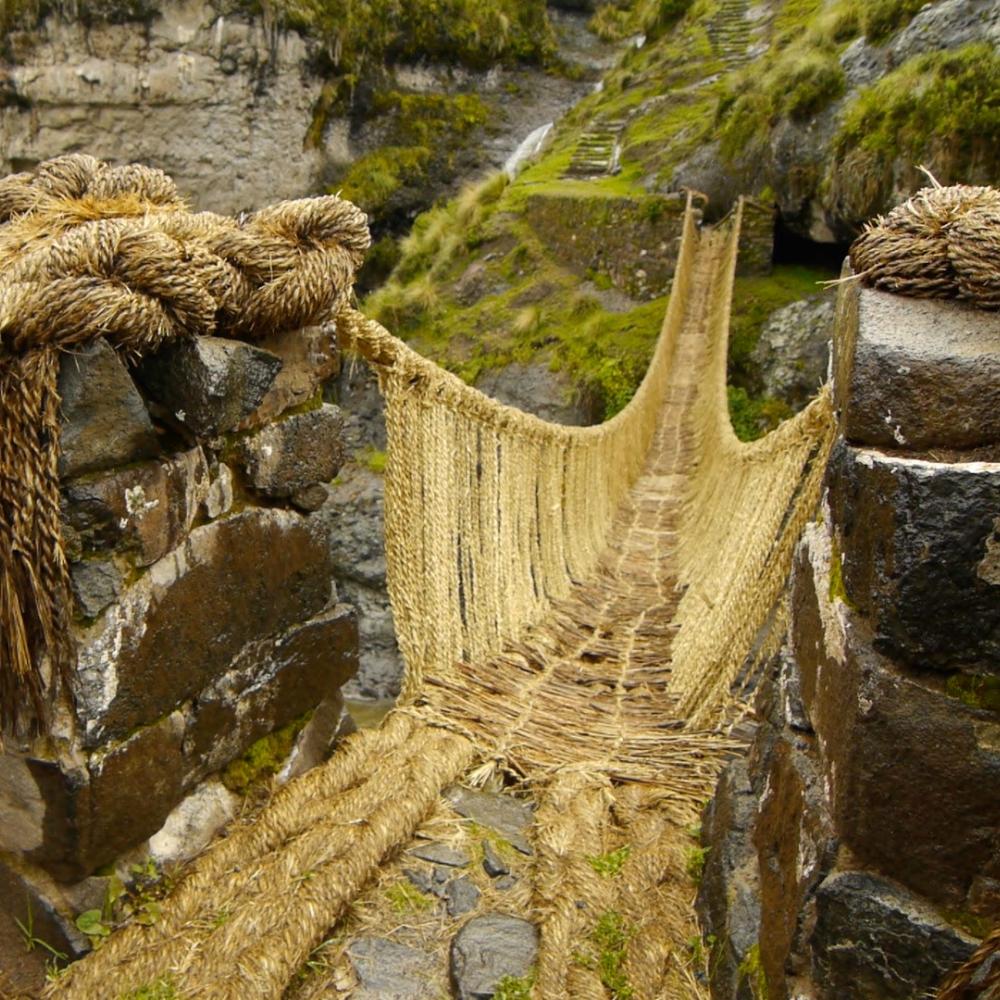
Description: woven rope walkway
xmin=38 ymin=188 xmax=836 ymax=998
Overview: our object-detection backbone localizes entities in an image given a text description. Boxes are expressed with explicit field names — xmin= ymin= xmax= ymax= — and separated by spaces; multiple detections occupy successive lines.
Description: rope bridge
xmin=0 ymin=156 xmax=835 ymax=998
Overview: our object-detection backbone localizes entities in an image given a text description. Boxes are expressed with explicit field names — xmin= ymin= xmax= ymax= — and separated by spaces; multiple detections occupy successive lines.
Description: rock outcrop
xmin=0 ymin=320 xmax=359 ymax=959
xmin=697 ymin=276 xmax=1000 ymax=998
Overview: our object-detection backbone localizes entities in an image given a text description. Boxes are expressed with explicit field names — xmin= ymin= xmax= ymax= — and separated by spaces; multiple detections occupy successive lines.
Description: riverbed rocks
xmin=450 ymin=913 xmax=539 ymax=999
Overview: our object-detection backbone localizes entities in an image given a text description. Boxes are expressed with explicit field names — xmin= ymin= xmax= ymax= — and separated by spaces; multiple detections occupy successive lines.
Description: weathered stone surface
xmin=445 ymin=786 xmax=534 ymax=856
xmin=828 ymin=443 xmax=1000 ymax=673
xmin=754 ymin=294 xmax=834 ymax=410
xmin=445 ymin=876 xmax=481 ymax=917
xmin=450 ymin=913 xmax=538 ymax=999
xmin=84 ymin=712 xmax=186 ymax=876
xmin=810 ymin=870 xmax=978 ymax=1000
xmin=62 ymin=447 xmax=209 ymax=567
xmin=147 ymin=779 xmax=239 ymax=868
xmin=236 ymin=404 xmax=346 ymax=498
xmin=135 ymin=337 xmax=282 ymax=438
xmin=736 ymin=198 xmax=774 ymax=277
xmin=696 ymin=760 xmax=761 ymax=1000
xmin=409 ymin=843 xmax=471 ymax=868
xmin=524 ymin=192 xmax=687 ymax=299
xmin=183 ymin=604 xmax=358 ymax=780
xmin=794 ymin=521 xmax=1000 ymax=910
xmin=70 ymin=559 xmax=122 ymax=620
xmin=752 ymin=729 xmax=838 ymax=999
xmin=482 ymin=841 xmax=510 ymax=878
xmin=278 ymin=691 xmax=353 ymax=783
xmin=835 ymin=281 xmax=1000 ymax=450
xmin=347 ymin=937 xmax=437 ymax=999
xmin=74 ymin=508 xmax=336 ymax=743
xmin=58 ymin=340 xmax=160 ymax=479
xmin=475 ymin=363 xmax=590 ymax=426
xmin=315 ymin=467 xmax=403 ymax=700
xmin=237 ymin=324 xmax=340 ymax=429
xmin=203 ymin=462 xmax=234 ymax=520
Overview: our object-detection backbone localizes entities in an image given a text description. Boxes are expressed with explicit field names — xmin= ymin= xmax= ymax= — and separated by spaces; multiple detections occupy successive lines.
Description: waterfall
xmin=504 ymin=122 xmax=554 ymax=180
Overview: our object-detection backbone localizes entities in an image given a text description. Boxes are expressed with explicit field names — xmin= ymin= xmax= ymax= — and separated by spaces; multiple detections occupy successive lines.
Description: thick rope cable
xmin=0 ymin=155 xmax=369 ymax=736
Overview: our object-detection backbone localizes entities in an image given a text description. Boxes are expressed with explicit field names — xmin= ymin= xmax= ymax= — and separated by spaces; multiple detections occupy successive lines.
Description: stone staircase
xmin=564 ymin=117 xmax=628 ymax=177
xmin=708 ymin=0 xmax=752 ymax=68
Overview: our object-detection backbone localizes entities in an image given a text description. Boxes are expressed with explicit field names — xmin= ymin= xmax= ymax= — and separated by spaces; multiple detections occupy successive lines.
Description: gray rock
xmin=793 ymin=521 xmax=1000 ymax=910
xmin=135 ymin=337 xmax=282 ymax=438
xmin=810 ymin=870 xmax=978 ymax=1000
xmin=347 ymin=937 xmax=437 ymax=999
xmin=828 ymin=442 xmax=1000 ymax=674
xmin=753 ymin=294 xmax=834 ymax=410
xmin=696 ymin=760 xmax=762 ymax=1000
xmin=445 ymin=876 xmax=481 ymax=918
xmin=62 ymin=447 xmax=210 ymax=567
xmin=450 ymin=913 xmax=539 ymax=1000
xmin=482 ymin=841 xmax=510 ymax=878
xmin=409 ymin=842 xmax=472 ymax=868
xmin=495 ymin=875 xmax=518 ymax=891
xmin=475 ymin=363 xmax=590 ymax=426
xmin=835 ymin=281 xmax=1000 ymax=450
xmin=890 ymin=0 xmax=1000 ymax=65
xmin=839 ymin=36 xmax=886 ymax=90
xmin=70 ymin=560 xmax=122 ymax=620
xmin=314 ymin=466 xmax=403 ymax=700
xmin=445 ymin=787 xmax=534 ymax=856
xmin=236 ymin=405 xmax=345 ymax=499
xmin=328 ymin=361 xmax=386 ymax=453
xmin=433 ymin=865 xmax=452 ymax=885
xmin=290 ymin=483 xmax=329 ymax=512
xmin=58 ymin=341 xmax=160 ymax=479
xmin=404 ymin=868 xmax=436 ymax=896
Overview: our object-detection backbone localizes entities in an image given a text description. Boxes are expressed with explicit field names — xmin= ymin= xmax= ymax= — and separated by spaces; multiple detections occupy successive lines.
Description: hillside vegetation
xmin=362 ymin=0 xmax=998 ymax=437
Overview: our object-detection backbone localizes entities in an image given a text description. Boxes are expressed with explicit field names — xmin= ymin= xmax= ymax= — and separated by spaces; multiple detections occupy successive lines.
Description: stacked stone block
xmin=698 ymin=277 xmax=1000 ymax=999
xmin=0 ymin=325 xmax=358 ymax=958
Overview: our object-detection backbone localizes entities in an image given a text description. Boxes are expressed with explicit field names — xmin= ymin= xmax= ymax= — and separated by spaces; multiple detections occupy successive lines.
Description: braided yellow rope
xmin=38 ymin=180 xmax=836 ymax=998
xmin=0 ymin=155 xmax=370 ymax=735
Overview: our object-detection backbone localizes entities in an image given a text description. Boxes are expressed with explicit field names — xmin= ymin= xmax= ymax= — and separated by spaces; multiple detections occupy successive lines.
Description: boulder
xmin=347 ymin=937 xmax=437 ymax=999
xmin=409 ymin=843 xmax=471 ymax=868
xmin=444 ymin=786 xmax=534 ymax=856
xmin=146 ymin=779 xmax=239 ymax=868
xmin=69 ymin=559 xmax=122 ymax=620
xmin=62 ymin=447 xmax=209 ymax=567
xmin=134 ymin=337 xmax=282 ymax=437
xmin=475 ymin=363 xmax=590 ymax=426
xmin=236 ymin=404 xmax=346 ymax=498
xmin=834 ymin=281 xmax=1000 ymax=451
xmin=696 ymin=760 xmax=761 ymax=1000
xmin=450 ymin=913 xmax=538 ymax=999
xmin=237 ymin=323 xmax=340 ymax=429
xmin=793 ymin=520 xmax=1000 ymax=911
xmin=828 ymin=442 xmax=1000 ymax=674
xmin=753 ymin=294 xmax=834 ymax=410
xmin=810 ymin=870 xmax=978 ymax=1000
xmin=73 ymin=508 xmax=337 ymax=743
xmin=445 ymin=876 xmax=481 ymax=918
xmin=58 ymin=340 xmax=160 ymax=479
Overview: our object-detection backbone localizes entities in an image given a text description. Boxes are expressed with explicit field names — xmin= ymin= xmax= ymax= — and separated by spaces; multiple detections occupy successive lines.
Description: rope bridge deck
xmin=0 ymin=157 xmax=834 ymax=998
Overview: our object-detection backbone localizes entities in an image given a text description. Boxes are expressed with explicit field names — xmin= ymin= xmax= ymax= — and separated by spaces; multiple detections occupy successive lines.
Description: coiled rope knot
xmin=0 ymin=154 xmax=371 ymax=736
xmin=850 ymin=183 xmax=1000 ymax=309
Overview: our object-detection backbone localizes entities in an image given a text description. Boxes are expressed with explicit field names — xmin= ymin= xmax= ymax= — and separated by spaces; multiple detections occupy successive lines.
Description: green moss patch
xmin=221 ymin=714 xmax=311 ymax=794
xmin=946 ymin=673 xmax=1000 ymax=714
xmin=827 ymin=42 xmax=1000 ymax=226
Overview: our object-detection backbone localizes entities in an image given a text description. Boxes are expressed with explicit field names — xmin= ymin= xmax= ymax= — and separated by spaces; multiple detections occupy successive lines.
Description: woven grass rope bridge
xmin=0 ymin=154 xmax=844 ymax=998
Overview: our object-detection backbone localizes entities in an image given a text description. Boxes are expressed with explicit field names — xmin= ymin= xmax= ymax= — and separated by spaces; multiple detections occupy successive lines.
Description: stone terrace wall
xmin=697 ymin=277 xmax=1000 ymax=998
xmin=0 ymin=325 xmax=359 ymax=958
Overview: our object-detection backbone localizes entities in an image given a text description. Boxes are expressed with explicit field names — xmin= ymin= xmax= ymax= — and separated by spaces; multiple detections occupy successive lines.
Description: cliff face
xmin=1 ymin=0 xmax=333 ymax=213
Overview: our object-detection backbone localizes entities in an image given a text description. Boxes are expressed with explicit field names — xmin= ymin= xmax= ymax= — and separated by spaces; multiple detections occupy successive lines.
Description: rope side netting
xmin=0 ymin=155 xmax=847 ymax=998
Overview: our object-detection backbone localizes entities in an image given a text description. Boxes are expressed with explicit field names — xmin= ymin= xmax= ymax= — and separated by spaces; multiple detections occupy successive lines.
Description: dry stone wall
xmin=0 ymin=322 xmax=359 ymax=958
xmin=698 ymin=277 xmax=1000 ymax=999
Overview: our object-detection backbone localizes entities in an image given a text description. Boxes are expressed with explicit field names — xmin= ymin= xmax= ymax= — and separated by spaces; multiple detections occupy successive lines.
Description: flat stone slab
xmin=835 ymin=281 xmax=1000 ymax=450
xmin=347 ymin=937 xmax=437 ymax=999
xmin=444 ymin=786 xmax=534 ymax=855
xmin=450 ymin=913 xmax=538 ymax=999
xmin=408 ymin=842 xmax=471 ymax=868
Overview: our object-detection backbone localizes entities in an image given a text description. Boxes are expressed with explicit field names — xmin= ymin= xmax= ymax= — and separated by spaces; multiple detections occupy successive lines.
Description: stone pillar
xmin=0 ymin=325 xmax=358 ymax=961
xmin=698 ymin=276 xmax=1000 ymax=1000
